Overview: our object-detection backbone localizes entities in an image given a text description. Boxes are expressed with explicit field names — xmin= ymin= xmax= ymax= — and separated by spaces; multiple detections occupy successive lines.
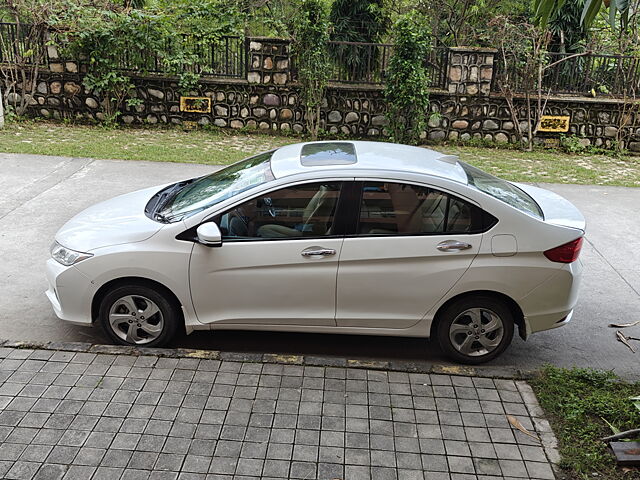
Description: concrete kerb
xmin=0 ymin=338 xmax=534 ymax=379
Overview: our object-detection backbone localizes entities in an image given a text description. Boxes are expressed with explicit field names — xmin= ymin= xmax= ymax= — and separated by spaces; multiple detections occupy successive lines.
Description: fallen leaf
xmin=616 ymin=331 xmax=636 ymax=353
xmin=602 ymin=417 xmax=621 ymax=435
xmin=630 ymin=396 xmax=640 ymax=413
xmin=609 ymin=320 xmax=640 ymax=328
xmin=506 ymin=415 xmax=540 ymax=442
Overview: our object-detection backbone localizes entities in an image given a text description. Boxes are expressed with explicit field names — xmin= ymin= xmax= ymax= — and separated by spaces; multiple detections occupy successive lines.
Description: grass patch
xmin=530 ymin=366 xmax=640 ymax=479
xmin=0 ymin=121 xmax=294 ymax=164
xmin=1 ymin=120 xmax=640 ymax=187
xmin=440 ymin=145 xmax=640 ymax=187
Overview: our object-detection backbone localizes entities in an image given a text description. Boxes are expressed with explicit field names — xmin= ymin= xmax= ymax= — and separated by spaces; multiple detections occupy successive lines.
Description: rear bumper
xmin=520 ymin=260 xmax=582 ymax=336
xmin=45 ymin=258 xmax=95 ymax=326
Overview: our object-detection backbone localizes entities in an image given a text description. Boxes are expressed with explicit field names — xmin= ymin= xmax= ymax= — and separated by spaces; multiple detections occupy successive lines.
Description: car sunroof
xmin=300 ymin=142 xmax=357 ymax=166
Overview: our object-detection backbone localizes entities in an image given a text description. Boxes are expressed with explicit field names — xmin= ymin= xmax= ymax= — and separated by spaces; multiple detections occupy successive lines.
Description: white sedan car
xmin=47 ymin=141 xmax=585 ymax=364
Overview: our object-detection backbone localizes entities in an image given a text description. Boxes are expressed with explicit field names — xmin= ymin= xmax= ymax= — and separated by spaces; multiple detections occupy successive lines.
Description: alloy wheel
xmin=108 ymin=294 xmax=164 ymax=345
xmin=448 ymin=307 xmax=505 ymax=357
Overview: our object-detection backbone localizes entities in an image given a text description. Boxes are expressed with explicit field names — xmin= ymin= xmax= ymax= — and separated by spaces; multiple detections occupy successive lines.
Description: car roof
xmin=269 ymin=141 xmax=469 ymax=184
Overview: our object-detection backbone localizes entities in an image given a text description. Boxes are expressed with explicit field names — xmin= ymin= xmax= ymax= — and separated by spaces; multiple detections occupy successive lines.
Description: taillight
xmin=544 ymin=237 xmax=584 ymax=263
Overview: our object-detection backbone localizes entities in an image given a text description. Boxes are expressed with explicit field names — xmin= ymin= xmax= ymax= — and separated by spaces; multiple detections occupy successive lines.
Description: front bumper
xmin=45 ymin=258 xmax=95 ymax=325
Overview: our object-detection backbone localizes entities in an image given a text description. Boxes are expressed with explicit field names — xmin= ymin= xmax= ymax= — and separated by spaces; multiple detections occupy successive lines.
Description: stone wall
xmin=6 ymin=38 xmax=640 ymax=151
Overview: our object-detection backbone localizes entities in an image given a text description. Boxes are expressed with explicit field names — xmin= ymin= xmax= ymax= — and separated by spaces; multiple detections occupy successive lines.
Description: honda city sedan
xmin=47 ymin=141 xmax=585 ymax=363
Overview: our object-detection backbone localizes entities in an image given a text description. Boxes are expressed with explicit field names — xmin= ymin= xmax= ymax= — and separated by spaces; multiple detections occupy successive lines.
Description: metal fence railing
xmin=116 ymin=36 xmax=246 ymax=79
xmin=3 ymin=20 xmax=640 ymax=98
xmin=544 ymin=52 xmax=640 ymax=96
xmin=494 ymin=51 xmax=640 ymax=97
xmin=327 ymin=40 xmax=393 ymax=84
xmin=326 ymin=41 xmax=448 ymax=88
xmin=0 ymin=22 xmax=46 ymax=66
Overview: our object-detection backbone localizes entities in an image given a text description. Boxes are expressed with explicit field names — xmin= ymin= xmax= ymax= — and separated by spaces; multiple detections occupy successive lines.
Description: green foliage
xmin=149 ymin=0 xmax=244 ymax=44
xmin=560 ymin=134 xmax=586 ymax=153
xmin=56 ymin=9 xmax=172 ymax=122
xmin=329 ymin=0 xmax=388 ymax=80
xmin=384 ymin=14 xmax=431 ymax=144
xmin=51 ymin=0 xmax=243 ymax=124
xmin=399 ymin=0 xmax=531 ymax=47
xmin=531 ymin=366 xmax=640 ymax=478
xmin=291 ymin=0 xmax=330 ymax=140
xmin=548 ymin=0 xmax=589 ymax=53
xmin=534 ymin=0 xmax=634 ymax=29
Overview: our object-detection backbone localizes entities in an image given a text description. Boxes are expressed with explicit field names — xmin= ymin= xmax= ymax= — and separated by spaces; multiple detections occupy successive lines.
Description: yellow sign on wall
xmin=538 ymin=115 xmax=570 ymax=133
xmin=180 ymin=96 xmax=211 ymax=113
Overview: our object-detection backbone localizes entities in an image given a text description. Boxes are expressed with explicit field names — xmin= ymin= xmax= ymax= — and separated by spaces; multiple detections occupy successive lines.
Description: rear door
xmin=335 ymin=180 xmax=487 ymax=329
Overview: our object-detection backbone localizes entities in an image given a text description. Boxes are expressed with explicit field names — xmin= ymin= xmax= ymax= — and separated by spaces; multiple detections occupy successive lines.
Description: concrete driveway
xmin=1 ymin=153 xmax=639 ymax=379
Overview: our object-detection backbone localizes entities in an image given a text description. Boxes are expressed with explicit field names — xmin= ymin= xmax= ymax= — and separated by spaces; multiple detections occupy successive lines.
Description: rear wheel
xmin=436 ymin=295 xmax=514 ymax=364
xmin=98 ymin=284 xmax=178 ymax=347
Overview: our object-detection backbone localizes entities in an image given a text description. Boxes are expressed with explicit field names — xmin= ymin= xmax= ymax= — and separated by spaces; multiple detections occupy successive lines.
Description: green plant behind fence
xmin=291 ymin=0 xmax=330 ymax=140
xmin=384 ymin=14 xmax=432 ymax=145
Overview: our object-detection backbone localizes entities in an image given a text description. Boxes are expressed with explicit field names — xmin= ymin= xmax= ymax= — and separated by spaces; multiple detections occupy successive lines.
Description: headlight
xmin=50 ymin=242 xmax=93 ymax=266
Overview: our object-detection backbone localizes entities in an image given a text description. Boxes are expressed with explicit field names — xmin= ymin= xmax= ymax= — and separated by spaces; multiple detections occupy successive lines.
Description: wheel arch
xmin=430 ymin=290 xmax=526 ymax=340
xmin=91 ymin=276 xmax=185 ymax=329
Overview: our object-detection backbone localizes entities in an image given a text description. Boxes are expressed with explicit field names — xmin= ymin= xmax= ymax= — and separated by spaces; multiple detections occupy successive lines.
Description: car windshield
xmin=461 ymin=162 xmax=543 ymax=219
xmin=156 ymin=151 xmax=275 ymax=222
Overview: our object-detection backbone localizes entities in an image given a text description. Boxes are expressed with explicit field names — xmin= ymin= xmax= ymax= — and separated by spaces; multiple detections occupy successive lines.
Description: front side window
xmin=217 ymin=182 xmax=343 ymax=240
xmin=154 ymin=151 xmax=275 ymax=222
xmin=357 ymin=182 xmax=489 ymax=235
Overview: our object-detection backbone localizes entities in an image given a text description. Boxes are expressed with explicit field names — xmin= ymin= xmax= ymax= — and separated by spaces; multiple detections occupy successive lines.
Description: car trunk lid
xmin=514 ymin=183 xmax=586 ymax=232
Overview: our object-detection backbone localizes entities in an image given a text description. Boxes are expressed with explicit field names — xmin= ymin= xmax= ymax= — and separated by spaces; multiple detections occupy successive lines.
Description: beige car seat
xmin=257 ymin=186 xmax=336 ymax=238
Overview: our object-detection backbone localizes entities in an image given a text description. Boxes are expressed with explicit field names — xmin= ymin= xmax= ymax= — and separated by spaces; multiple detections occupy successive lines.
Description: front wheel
xmin=436 ymin=296 xmax=514 ymax=364
xmin=98 ymin=284 xmax=179 ymax=347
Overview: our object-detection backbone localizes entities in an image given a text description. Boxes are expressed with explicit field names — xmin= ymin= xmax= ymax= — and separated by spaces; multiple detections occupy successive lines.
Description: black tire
xmin=436 ymin=295 xmax=514 ymax=365
xmin=98 ymin=284 xmax=179 ymax=347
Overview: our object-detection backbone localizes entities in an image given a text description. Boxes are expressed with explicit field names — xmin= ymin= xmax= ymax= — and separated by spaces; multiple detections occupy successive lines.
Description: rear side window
xmin=356 ymin=182 xmax=494 ymax=236
xmin=461 ymin=162 xmax=543 ymax=219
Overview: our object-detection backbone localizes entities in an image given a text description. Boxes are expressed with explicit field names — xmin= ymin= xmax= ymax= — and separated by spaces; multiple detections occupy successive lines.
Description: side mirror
xmin=196 ymin=222 xmax=222 ymax=247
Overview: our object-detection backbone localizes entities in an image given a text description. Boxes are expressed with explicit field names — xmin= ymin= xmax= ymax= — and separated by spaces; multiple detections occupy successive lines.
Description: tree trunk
xmin=0 ymin=85 xmax=5 ymax=129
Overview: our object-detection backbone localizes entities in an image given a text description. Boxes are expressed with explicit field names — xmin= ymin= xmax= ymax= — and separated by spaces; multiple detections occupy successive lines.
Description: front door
xmin=189 ymin=181 xmax=345 ymax=326
xmin=336 ymin=181 xmax=483 ymax=329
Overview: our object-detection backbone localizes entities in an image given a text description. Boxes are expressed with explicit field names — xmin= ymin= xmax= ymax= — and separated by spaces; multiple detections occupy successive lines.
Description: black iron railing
xmin=116 ymin=36 xmax=246 ymax=78
xmin=326 ymin=41 xmax=448 ymax=88
xmin=0 ymin=22 xmax=46 ymax=65
xmin=327 ymin=40 xmax=393 ymax=84
xmin=544 ymin=52 xmax=640 ymax=96
xmin=494 ymin=51 xmax=640 ymax=97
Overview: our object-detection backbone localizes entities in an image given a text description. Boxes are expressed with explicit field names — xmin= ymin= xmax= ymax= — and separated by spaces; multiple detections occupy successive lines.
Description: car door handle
xmin=301 ymin=247 xmax=336 ymax=257
xmin=437 ymin=240 xmax=472 ymax=252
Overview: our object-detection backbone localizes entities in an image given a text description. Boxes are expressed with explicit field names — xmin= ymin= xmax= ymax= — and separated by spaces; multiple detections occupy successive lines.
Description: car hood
xmin=514 ymin=183 xmax=586 ymax=232
xmin=55 ymin=185 xmax=165 ymax=252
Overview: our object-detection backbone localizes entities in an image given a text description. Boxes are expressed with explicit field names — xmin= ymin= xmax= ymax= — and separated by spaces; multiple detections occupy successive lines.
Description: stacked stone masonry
xmin=6 ymin=38 xmax=640 ymax=151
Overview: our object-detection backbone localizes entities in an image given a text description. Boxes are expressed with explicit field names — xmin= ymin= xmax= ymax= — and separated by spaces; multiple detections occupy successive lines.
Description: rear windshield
xmin=461 ymin=162 xmax=543 ymax=219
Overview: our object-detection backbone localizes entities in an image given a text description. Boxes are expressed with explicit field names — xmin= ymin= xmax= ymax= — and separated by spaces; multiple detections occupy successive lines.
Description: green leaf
xmin=630 ymin=396 xmax=640 ymax=412
xmin=601 ymin=417 xmax=621 ymax=435
xmin=581 ymin=0 xmax=603 ymax=27
xmin=609 ymin=0 xmax=618 ymax=27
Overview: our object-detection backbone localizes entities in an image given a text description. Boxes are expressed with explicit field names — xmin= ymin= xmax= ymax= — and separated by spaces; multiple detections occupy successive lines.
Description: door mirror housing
xmin=196 ymin=222 xmax=222 ymax=247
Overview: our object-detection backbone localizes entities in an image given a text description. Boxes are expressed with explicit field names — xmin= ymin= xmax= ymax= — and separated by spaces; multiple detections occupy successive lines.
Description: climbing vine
xmin=384 ymin=14 xmax=432 ymax=145
xmin=290 ymin=0 xmax=330 ymax=139
xmin=51 ymin=1 xmax=242 ymax=123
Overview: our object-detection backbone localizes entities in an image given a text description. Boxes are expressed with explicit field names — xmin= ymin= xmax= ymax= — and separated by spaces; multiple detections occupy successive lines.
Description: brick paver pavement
xmin=0 ymin=346 xmax=559 ymax=480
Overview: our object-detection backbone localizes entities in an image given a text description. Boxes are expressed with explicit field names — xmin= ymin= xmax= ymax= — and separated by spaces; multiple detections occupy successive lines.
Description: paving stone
xmin=33 ymin=463 xmax=67 ymax=480
xmin=0 ymin=347 xmax=558 ymax=479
